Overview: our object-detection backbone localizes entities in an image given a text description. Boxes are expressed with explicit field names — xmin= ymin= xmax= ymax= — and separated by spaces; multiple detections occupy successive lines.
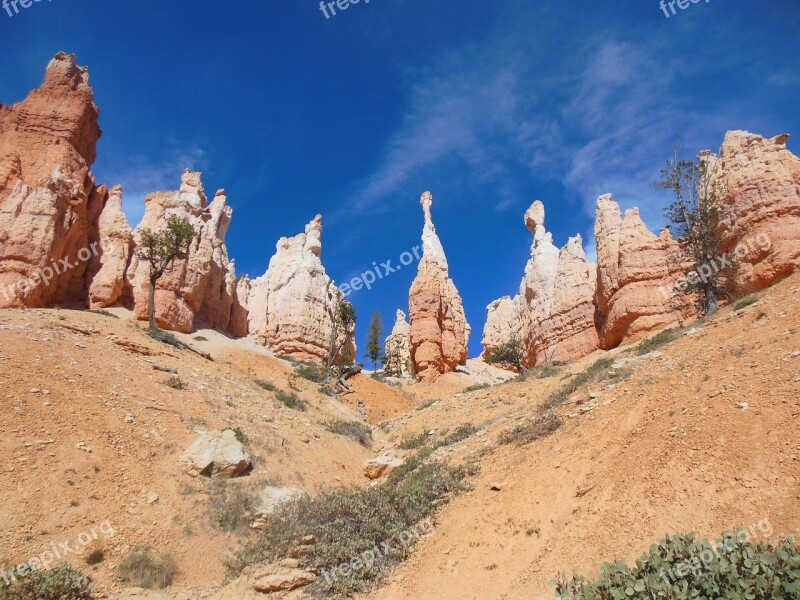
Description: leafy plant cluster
xmin=541 ymin=357 xmax=615 ymax=412
xmin=324 ymin=419 xmax=373 ymax=447
xmin=554 ymin=531 xmax=800 ymax=599
xmin=228 ymin=448 xmax=472 ymax=596
xmin=498 ymin=412 xmax=563 ymax=446
xmin=0 ymin=564 xmax=93 ymax=600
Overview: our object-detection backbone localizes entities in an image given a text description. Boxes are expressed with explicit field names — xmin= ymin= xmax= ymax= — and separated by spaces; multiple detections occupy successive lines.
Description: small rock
xmin=29 ymin=388 xmax=40 ymax=394
xmin=147 ymin=493 xmax=159 ymax=505
xmin=125 ymin=414 xmax=135 ymax=423
xmin=489 ymin=483 xmax=503 ymax=491
xmin=737 ymin=402 xmax=749 ymax=411
xmin=364 ymin=455 xmax=405 ymax=480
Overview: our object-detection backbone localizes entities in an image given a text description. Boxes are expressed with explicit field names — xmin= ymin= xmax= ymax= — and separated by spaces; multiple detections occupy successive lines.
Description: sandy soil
xmin=0 ymin=274 xmax=798 ymax=599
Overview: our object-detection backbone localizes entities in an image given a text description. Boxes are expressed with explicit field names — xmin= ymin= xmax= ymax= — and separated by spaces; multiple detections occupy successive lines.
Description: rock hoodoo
xmin=482 ymin=201 xmax=599 ymax=368
xmin=125 ymin=171 xmax=244 ymax=334
xmin=247 ymin=215 xmax=346 ymax=364
xmin=0 ymin=52 xmax=107 ymax=308
xmin=408 ymin=192 xmax=469 ymax=381
xmin=384 ymin=309 xmax=412 ymax=377
xmin=701 ymin=131 xmax=800 ymax=293
xmin=593 ymin=194 xmax=687 ymax=349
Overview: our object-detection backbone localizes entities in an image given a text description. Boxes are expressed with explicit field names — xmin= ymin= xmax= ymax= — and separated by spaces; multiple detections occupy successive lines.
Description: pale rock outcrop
xmin=364 ymin=454 xmax=405 ymax=480
xmin=481 ymin=296 xmax=519 ymax=357
xmin=701 ymin=131 xmax=800 ymax=292
xmin=0 ymin=52 xmax=106 ymax=307
xmin=85 ymin=185 xmax=133 ymax=307
xmin=408 ymin=192 xmax=469 ymax=381
xmin=594 ymin=194 xmax=687 ymax=349
xmin=180 ymin=429 xmax=252 ymax=478
xmin=247 ymin=215 xmax=344 ymax=363
xmin=384 ymin=309 xmax=412 ymax=377
xmin=482 ymin=201 xmax=599 ymax=367
xmin=126 ymin=172 xmax=244 ymax=334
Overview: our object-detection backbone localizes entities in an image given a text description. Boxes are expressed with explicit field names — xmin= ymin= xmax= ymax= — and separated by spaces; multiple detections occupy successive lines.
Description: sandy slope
xmin=368 ymin=274 xmax=800 ymax=599
xmin=0 ymin=275 xmax=798 ymax=599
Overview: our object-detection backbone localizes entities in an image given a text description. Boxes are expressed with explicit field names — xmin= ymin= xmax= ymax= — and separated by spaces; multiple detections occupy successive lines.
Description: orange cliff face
xmin=0 ymin=52 xmax=111 ymax=308
xmin=408 ymin=192 xmax=470 ymax=381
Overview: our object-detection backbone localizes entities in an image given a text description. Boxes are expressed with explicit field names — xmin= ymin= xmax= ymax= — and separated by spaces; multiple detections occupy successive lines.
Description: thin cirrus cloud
xmin=95 ymin=147 xmax=207 ymax=228
xmin=345 ymin=4 xmax=783 ymax=244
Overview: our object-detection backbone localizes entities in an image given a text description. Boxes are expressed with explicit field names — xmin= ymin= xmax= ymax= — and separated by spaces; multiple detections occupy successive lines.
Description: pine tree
xmin=135 ymin=215 xmax=197 ymax=330
xmin=364 ymin=311 xmax=383 ymax=371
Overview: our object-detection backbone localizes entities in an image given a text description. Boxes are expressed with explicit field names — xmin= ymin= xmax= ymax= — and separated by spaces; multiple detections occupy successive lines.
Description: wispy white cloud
xmin=103 ymin=147 xmax=207 ymax=228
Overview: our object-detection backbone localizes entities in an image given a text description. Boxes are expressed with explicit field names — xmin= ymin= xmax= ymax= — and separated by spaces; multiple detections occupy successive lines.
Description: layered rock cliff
xmin=701 ymin=131 xmax=800 ymax=293
xmin=0 ymin=52 xmax=107 ymax=308
xmin=408 ymin=192 xmax=470 ymax=381
xmin=247 ymin=215 xmax=344 ymax=364
xmin=125 ymin=171 xmax=244 ymax=334
xmin=593 ymin=195 xmax=688 ymax=349
xmin=482 ymin=201 xmax=599 ymax=368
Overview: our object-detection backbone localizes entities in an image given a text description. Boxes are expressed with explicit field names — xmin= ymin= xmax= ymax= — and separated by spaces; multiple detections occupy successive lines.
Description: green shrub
xmin=498 ymin=413 xmax=563 ymax=446
xmin=398 ymin=432 xmax=428 ymax=450
xmin=462 ymin=383 xmax=489 ymax=393
xmin=415 ymin=399 xmax=439 ymax=411
xmin=146 ymin=328 xmax=182 ymax=348
xmin=541 ymin=358 xmax=614 ymax=412
xmin=164 ymin=376 xmax=186 ymax=390
xmin=484 ymin=337 xmax=523 ymax=370
xmin=227 ymin=428 xmax=249 ymax=446
xmin=636 ymin=328 xmax=682 ymax=355
xmin=255 ymin=379 xmax=278 ymax=392
xmin=118 ymin=546 xmax=177 ymax=589
xmin=88 ymin=309 xmax=118 ymax=319
xmin=734 ymin=295 xmax=760 ymax=311
xmin=324 ymin=420 xmax=372 ymax=447
xmin=295 ymin=362 xmax=328 ymax=384
xmin=0 ymin=564 xmax=93 ymax=600
xmin=435 ymin=424 xmax=479 ymax=448
xmin=208 ymin=479 xmax=257 ymax=533
xmin=554 ymin=531 xmax=800 ymax=599
xmin=84 ymin=549 xmax=104 ymax=566
xmin=519 ymin=364 xmax=562 ymax=381
xmin=276 ymin=390 xmax=306 ymax=411
xmin=193 ymin=335 xmax=208 ymax=342
xmin=229 ymin=449 xmax=471 ymax=596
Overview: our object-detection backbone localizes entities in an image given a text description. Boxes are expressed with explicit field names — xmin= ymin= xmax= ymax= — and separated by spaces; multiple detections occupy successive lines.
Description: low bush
xmin=193 ymin=335 xmax=208 ymax=342
xmin=324 ymin=420 xmax=372 ymax=447
xmin=146 ymin=328 xmax=182 ymax=349
xmin=276 ymin=390 xmax=306 ymax=411
xmin=208 ymin=479 xmax=257 ymax=533
xmin=435 ymin=424 xmax=479 ymax=448
xmin=554 ymin=531 xmax=800 ymax=599
xmin=255 ymin=379 xmax=278 ymax=392
xmin=0 ymin=564 xmax=93 ymax=600
xmin=541 ymin=358 xmax=615 ymax=412
xmin=498 ymin=413 xmax=563 ymax=446
xmin=398 ymin=432 xmax=428 ymax=450
xmin=88 ymin=309 xmax=118 ymax=319
xmin=734 ymin=295 xmax=760 ymax=311
xmin=228 ymin=427 xmax=249 ymax=446
xmin=229 ymin=449 xmax=472 ymax=596
xmin=636 ymin=328 xmax=682 ymax=355
xmin=295 ymin=362 xmax=328 ymax=384
xmin=118 ymin=546 xmax=177 ymax=589
xmin=462 ymin=383 xmax=489 ymax=393
xmin=519 ymin=364 xmax=563 ymax=381
xmin=164 ymin=376 xmax=186 ymax=390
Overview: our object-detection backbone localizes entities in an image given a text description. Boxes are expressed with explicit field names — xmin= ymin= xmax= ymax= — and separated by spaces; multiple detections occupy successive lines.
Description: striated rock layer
xmin=483 ymin=201 xmax=599 ymax=368
xmin=125 ymin=171 xmax=245 ymax=334
xmin=0 ymin=52 xmax=110 ymax=308
xmin=247 ymin=215 xmax=345 ymax=364
xmin=702 ymin=131 xmax=800 ymax=293
xmin=408 ymin=192 xmax=470 ymax=381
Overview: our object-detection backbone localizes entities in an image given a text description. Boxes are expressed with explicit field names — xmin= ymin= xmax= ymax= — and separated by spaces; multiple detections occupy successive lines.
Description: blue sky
xmin=1 ymin=0 xmax=798 ymax=358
